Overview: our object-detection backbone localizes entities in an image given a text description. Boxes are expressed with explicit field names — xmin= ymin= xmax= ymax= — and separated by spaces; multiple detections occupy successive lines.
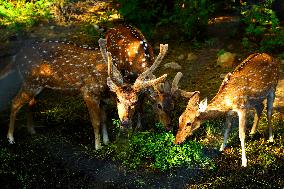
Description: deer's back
xmin=106 ymin=25 xmax=154 ymax=82
xmin=14 ymin=41 xmax=108 ymax=94
xmin=210 ymin=53 xmax=279 ymax=109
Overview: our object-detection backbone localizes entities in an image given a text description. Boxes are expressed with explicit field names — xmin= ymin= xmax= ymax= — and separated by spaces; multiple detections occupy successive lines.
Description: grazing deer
xmin=174 ymin=53 xmax=279 ymax=167
xmin=3 ymin=40 xmax=110 ymax=150
xmin=151 ymin=72 xmax=197 ymax=130
xmin=3 ymin=39 xmax=168 ymax=150
xmin=106 ymin=43 xmax=168 ymax=128
xmin=105 ymin=24 xmax=154 ymax=83
xmin=104 ymin=25 xmax=171 ymax=128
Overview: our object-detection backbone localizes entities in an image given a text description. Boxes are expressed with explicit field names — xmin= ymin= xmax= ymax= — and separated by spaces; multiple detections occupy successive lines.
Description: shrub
xmin=114 ymin=130 xmax=214 ymax=171
xmin=117 ymin=0 xmax=214 ymax=40
xmin=0 ymin=0 xmax=53 ymax=32
xmin=240 ymin=1 xmax=284 ymax=52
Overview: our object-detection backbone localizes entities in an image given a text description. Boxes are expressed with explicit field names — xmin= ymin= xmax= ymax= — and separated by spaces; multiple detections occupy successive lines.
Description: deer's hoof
xmin=219 ymin=144 xmax=226 ymax=152
xmin=7 ymin=135 xmax=15 ymax=144
xmin=267 ymin=137 xmax=274 ymax=143
xmin=95 ymin=143 xmax=102 ymax=150
xmin=103 ymin=138 xmax=109 ymax=146
xmin=241 ymin=159 xmax=247 ymax=167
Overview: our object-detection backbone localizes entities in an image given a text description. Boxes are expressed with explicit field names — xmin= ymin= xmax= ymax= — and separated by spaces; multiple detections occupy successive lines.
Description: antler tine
xmin=98 ymin=38 xmax=108 ymax=64
xmin=170 ymin=72 xmax=199 ymax=98
xmin=136 ymin=44 xmax=168 ymax=82
xmin=132 ymin=44 xmax=168 ymax=90
xmin=107 ymin=51 xmax=124 ymax=85
xmin=107 ymin=52 xmax=112 ymax=77
xmin=171 ymin=72 xmax=183 ymax=94
xmin=137 ymin=74 xmax=168 ymax=90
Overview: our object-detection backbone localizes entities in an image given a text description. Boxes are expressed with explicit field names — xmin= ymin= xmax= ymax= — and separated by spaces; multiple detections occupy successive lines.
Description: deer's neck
xmin=199 ymin=93 xmax=232 ymax=121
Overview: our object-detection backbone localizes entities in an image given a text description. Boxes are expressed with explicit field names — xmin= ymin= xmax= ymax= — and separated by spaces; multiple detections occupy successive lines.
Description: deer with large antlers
xmin=2 ymin=39 xmax=168 ymax=149
xmin=174 ymin=53 xmax=279 ymax=167
xmin=103 ymin=24 xmax=172 ymax=128
xmin=106 ymin=43 xmax=168 ymax=128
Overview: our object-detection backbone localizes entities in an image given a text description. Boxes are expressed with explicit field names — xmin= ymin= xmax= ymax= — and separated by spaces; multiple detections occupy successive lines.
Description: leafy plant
xmin=240 ymin=1 xmax=283 ymax=52
xmin=217 ymin=49 xmax=226 ymax=57
xmin=117 ymin=0 xmax=215 ymax=40
xmin=0 ymin=0 xmax=53 ymax=32
xmin=114 ymin=131 xmax=214 ymax=171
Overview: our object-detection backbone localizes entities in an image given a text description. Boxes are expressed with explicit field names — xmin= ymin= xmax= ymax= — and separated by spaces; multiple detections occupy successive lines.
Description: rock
xmin=164 ymin=62 xmax=182 ymax=70
xmin=177 ymin=54 xmax=185 ymax=60
xmin=217 ymin=52 xmax=236 ymax=68
xmin=187 ymin=53 xmax=198 ymax=61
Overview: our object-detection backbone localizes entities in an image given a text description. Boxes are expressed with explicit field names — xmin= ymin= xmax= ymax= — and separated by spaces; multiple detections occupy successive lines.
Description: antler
xmin=98 ymin=38 xmax=108 ymax=64
xmin=133 ymin=44 xmax=168 ymax=91
xmin=171 ymin=72 xmax=198 ymax=98
xmin=107 ymin=52 xmax=123 ymax=85
xmin=171 ymin=72 xmax=183 ymax=94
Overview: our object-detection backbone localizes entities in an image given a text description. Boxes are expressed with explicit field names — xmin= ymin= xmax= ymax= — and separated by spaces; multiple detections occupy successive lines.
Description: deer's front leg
xmin=250 ymin=103 xmax=264 ymax=135
xmin=27 ymin=98 xmax=36 ymax=135
xmin=82 ymin=92 xmax=102 ymax=150
xmin=237 ymin=109 xmax=247 ymax=167
xmin=100 ymin=104 xmax=109 ymax=145
xmin=8 ymin=91 xmax=32 ymax=144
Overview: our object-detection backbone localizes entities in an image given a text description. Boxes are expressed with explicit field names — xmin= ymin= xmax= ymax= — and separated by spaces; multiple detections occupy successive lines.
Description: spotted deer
xmin=105 ymin=24 xmax=154 ymax=83
xmin=4 ymin=39 xmax=168 ymax=150
xmin=104 ymin=24 xmax=172 ymax=128
xmin=151 ymin=72 xmax=197 ymax=130
xmin=174 ymin=53 xmax=279 ymax=167
xmin=105 ymin=43 xmax=168 ymax=128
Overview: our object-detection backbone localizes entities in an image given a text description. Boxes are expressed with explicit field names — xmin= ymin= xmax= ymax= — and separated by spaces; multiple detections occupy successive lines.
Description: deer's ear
xmin=187 ymin=91 xmax=200 ymax=105
xmin=107 ymin=77 xmax=119 ymax=92
xmin=198 ymin=98 xmax=207 ymax=112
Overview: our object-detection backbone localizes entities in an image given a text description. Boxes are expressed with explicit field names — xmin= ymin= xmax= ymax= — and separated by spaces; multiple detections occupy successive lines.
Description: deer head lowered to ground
xmin=174 ymin=53 xmax=279 ymax=167
xmin=3 ymin=40 xmax=112 ymax=150
xmin=103 ymin=24 xmax=174 ymax=128
xmin=151 ymin=72 xmax=198 ymax=130
xmin=3 ymin=39 xmax=169 ymax=150
xmin=105 ymin=44 xmax=169 ymax=128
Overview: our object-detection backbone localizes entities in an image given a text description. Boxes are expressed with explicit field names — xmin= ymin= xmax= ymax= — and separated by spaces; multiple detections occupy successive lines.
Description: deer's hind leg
xmin=100 ymin=103 xmax=109 ymax=145
xmin=250 ymin=102 xmax=264 ymax=135
xmin=8 ymin=91 xmax=33 ymax=144
xmin=267 ymin=89 xmax=276 ymax=142
xmin=82 ymin=91 xmax=102 ymax=150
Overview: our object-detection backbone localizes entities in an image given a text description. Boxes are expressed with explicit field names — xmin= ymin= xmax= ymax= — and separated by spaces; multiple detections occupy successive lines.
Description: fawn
xmin=174 ymin=53 xmax=279 ymax=167
xmin=3 ymin=39 xmax=167 ymax=150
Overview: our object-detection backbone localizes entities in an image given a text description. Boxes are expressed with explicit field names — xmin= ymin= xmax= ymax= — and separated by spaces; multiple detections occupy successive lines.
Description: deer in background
xmin=105 ymin=24 xmax=154 ymax=83
xmin=151 ymin=72 xmax=198 ymax=130
xmin=174 ymin=53 xmax=279 ymax=167
xmin=3 ymin=39 xmax=168 ymax=150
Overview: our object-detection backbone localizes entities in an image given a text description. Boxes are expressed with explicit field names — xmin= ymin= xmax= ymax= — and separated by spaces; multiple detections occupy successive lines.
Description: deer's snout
xmin=120 ymin=119 xmax=131 ymax=129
